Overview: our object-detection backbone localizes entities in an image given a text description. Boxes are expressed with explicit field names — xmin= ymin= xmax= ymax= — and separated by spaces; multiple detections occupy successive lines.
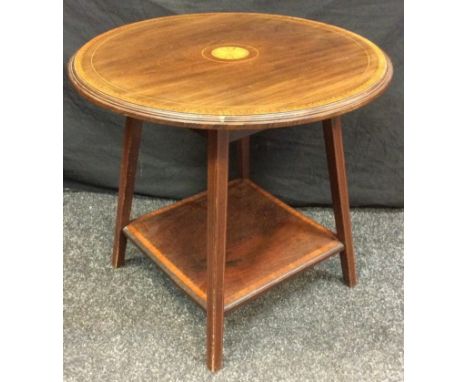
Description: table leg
xmin=236 ymin=136 xmax=250 ymax=178
xmin=322 ymin=117 xmax=357 ymax=287
xmin=112 ymin=117 xmax=143 ymax=268
xmin=206 ymin=130 xmax=229 ymax=371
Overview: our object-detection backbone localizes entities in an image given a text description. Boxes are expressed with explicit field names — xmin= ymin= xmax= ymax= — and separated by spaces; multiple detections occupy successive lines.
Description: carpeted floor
xmin=63 ymin=190 xmax=403 ymax=381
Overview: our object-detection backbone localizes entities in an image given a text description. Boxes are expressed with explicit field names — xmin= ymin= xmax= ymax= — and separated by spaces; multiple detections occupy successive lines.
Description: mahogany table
xmin=68 ymin=13 xmax=392 ymax=372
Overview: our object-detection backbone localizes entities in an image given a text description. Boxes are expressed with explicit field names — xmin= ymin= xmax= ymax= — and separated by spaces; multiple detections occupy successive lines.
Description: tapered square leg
xmin=206 ymin=130 xmax=230 ymax=371
xmin=236 ymin=136 xmax=250 ymax=179
xmin=112 ymin=117 xmax=143 ymax=268
xmin=322 ymin=117 xmax=357 ymax=287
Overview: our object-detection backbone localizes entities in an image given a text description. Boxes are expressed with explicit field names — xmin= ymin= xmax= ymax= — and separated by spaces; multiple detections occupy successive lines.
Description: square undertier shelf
xmin=124 ymin=179 xmax=343 ymax=312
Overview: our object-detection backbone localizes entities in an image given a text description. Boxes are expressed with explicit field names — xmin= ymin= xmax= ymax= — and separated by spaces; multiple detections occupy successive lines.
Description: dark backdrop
xmin=64 ymin=0 xmax=403 ymax=207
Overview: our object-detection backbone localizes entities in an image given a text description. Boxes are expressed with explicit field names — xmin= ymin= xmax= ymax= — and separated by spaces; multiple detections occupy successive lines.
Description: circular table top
xmin=68 ymin=13 xmax=393 ymax=130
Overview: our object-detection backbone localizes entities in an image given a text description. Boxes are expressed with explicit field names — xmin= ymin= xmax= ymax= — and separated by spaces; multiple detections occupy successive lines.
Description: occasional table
xmin=68 ymin=13 xmax=392 ymax=372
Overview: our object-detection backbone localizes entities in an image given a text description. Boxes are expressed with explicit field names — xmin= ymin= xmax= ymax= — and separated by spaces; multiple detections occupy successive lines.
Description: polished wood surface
xmin=112 ymin=117 xmax=142 ymax=268
xmin=123 ymin=180 xmax=343 ymax=312
xmin=68 ymin=13 xmax=392 ymax=129
xmin=206 ymin=130 xmax=230 ymax=371
xmin=323 ymin=117 xmax=357 ymax=286
xmin=67 ymin=12 xmax=394 ymax=372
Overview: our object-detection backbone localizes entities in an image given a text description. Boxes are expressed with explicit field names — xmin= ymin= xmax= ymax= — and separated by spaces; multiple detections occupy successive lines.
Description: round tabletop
xmin=68 ymin=13 xmax=393 ymax=130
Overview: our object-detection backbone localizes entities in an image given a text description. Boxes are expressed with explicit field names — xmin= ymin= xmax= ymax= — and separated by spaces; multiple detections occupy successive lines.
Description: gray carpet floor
xmin=64 ymin=190 xmax=403 ymax=381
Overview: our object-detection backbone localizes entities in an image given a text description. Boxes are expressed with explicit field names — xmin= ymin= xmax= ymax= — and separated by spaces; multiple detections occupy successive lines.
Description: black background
xmin=64 ymin=0 xmax=403 ymax=207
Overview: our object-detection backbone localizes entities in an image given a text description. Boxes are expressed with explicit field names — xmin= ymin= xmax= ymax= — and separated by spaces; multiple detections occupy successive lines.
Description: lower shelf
xmin=124 ymin=179 xmax=343 ymax=312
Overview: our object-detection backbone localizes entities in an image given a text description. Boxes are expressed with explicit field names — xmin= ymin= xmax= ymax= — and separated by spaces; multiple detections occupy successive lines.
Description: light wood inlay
xmin=210 ymin=46 xmax=250 ymax=61
xmin=68 ymin=13 xmax=393 ymax=129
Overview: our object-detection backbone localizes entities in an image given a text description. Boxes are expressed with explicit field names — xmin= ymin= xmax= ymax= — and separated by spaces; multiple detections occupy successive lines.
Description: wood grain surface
xmin=111 ymin=117 xmax=142 ymax=268
xmin=123 ymin=180 xmax=343 ymax=312
xmin=68 ymin=13 xmax=393 ymax=129
xmin=206 ymin=130 xmax=229 ymax=371
xmin=323 ymin=117 xmax=357 ymax=287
